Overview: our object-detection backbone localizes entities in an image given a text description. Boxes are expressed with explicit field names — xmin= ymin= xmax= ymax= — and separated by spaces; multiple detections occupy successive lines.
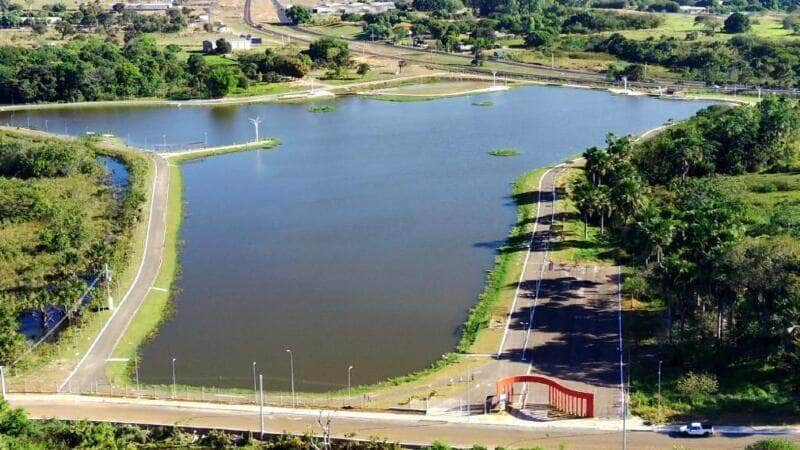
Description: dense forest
xmin=0 ymin=131 xmax=146 ymax=365
xmin=569 ymin=96 xmax=800 ymax=420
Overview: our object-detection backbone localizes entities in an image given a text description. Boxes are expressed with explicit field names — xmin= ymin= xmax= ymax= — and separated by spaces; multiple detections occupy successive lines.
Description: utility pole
xmin=0 ymin=366 xmax=6 ymax=400
xmin=171 ymin=357 xmax=177 ymax=398
xmin=134 ymin=355 xmax=140 ymax=392
xmin=104 ymin=264 xmax=114 ymax=310
xmin=259 ymin=374 xmax=264 ymax=438
xmin=347 ymin=365 xmax=353 ymax=406
xmin=286 ymin=349 xmax=296 ymax=407
xmin=466 ymin=368 xmax=471 ymax=416
xmin=248 ymin=117 xmax=262 ymax=142
xmin=252 ymin=361 xmax=258 ymax=403
xmin=658 ymin=360 xmax=662 ymax=422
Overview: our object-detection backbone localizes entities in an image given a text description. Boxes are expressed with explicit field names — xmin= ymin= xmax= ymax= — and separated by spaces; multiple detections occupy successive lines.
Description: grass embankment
xmin=106 ymin=139 xmax=281 ymax=387
xmin=549 ymin=166 xmax=615 ymax=265
xmin=628 ymin=171 xmax=800 ymax=425
xmin=3 ymin=131 xmax=153 ymax=389
xmin=466 ymin=167 xmax=546 ymax=353
xmin=162 ymin=139 xmax=281 ymax=161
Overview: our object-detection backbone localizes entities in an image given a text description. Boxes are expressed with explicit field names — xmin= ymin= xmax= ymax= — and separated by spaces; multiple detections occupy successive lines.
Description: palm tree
xmin=595 ymin=184 xmax=612 ymax=234
xmin=571 ymin=178 xmax=597 ymax=239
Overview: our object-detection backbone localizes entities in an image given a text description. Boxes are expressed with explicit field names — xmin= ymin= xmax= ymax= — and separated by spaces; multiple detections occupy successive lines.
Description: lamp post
xmin=286 ymin=349 xmax=295 ymax=407
xmin=259 ymin=374 xmax=264 ymax=438
xmin=347 ymin=365 xmax=353 ymax=406
xmin=171 ymin=358 xmax=176 ymax=398
xmin=252 ymin=361 xmax=257 ymax=403
xmin=658 ymin=360 xmax=663 ymax=422
xmin=134 ymin=355 xmax=140 ymax=392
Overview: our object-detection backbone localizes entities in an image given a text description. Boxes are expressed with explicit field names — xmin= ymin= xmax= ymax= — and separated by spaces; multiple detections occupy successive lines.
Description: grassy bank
xmin=549 ymin=166 xmax=615 ymax=264
xmin=163 ymin=139 xmax=281 ymax=162
xmin=3 ymin=131 xmax=154 ymax=388
xmin=465 ymin=167 xmax=546 ymax=354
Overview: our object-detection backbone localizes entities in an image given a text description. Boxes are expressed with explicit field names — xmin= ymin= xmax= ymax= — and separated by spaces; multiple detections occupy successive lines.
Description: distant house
xmin=229 ymin=38 xmax=252 ymax=51
xmin=311 ymin=1 xmax=396 ymax=15
xmin=122 ymin=0 xmax=174 ymax=10
xmin=679 ymin=5 xmax=707 ymax=13
xmin=251 ymin=37 xmax=262 ymax=45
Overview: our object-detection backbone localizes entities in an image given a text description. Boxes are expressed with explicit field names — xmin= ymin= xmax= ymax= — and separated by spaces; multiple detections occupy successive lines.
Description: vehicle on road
xmin=679 ymin=422 xmax=714 ymax=437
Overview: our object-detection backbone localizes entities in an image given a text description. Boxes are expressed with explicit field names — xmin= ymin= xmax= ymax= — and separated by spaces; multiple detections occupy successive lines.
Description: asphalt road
xmin=58 ymin=155 xmax=171 ymax=392
xmin=11 ymin=394 xmax=798 ymax=449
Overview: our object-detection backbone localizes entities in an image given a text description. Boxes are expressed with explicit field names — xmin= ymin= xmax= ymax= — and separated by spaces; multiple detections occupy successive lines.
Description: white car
xmin=679 ymin=422 xmax=713 ymax=436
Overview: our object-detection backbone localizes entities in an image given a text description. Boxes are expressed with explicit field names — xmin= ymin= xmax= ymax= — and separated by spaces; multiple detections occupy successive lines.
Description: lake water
xmin=1 ymin=87 xmax=714 ymax=391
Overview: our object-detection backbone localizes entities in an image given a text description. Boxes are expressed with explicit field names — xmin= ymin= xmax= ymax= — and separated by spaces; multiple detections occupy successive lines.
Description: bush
xmin=676 ymin=372 xmax=719 ymax=400
xmin=724 ymin=12 xmax=751 ymax=33
xmin=746 ymin=439 xmax=800 ymax=450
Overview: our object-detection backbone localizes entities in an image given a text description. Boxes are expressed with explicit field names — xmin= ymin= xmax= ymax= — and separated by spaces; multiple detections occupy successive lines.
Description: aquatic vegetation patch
xmin=488 ymin=149 xmax=520 ymax=157
xmin=308 ymin=105 xmax=337 ymax=113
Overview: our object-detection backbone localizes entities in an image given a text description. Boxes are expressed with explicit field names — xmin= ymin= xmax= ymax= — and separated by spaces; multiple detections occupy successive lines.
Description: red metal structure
xmin=495 ymin=375 xmax=594 ymax=418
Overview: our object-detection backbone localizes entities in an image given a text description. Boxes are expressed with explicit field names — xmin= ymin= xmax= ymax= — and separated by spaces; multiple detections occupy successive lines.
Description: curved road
xmin=58 ymin=154 xmax=171 ymax=392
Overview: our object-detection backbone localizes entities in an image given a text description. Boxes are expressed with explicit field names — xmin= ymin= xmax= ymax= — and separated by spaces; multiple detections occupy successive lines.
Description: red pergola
xmin=495 ymin=375 xmax=594 ymax=418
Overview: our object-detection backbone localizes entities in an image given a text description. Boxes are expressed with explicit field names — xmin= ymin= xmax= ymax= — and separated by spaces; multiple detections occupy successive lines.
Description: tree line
xmin=592 ymin=32 xmax=800 ymax=87
xmin=0 ymin=0 xmax=188 ymax=41
xmin=0 ymin=34 xmax=323 ymax=104
xmin=571 ymin=97 xmax=800 ymax=384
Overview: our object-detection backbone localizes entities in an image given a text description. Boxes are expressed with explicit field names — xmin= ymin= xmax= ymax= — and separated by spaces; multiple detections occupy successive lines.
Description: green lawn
xmin=307 ymin=23 xmax=364 ymax=39
xmin=549 ymin=167 xmax=616 ymax=264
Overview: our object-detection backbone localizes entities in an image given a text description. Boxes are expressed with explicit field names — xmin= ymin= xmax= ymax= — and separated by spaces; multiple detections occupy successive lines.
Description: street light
xmin=259 ymin=373 xmax=264 ymax=438
xmin=658 ymin=360 xmax=663 ymax=422
xmin=286 ymin=349 xmax=295 ymax=407
xmin=252 ymin=361 xmax=257 ymax=403
xmin=347 ymin=365 xmax=353 ymax=405
xmin=171 ymin=357 xmax=177 ymax=398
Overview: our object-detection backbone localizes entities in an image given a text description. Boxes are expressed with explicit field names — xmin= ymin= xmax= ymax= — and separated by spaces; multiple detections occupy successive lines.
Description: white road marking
xmin=497 ymin=163 xmax=564 ymax=357
xmin=59 ymin=158 xmax=162 ymax=392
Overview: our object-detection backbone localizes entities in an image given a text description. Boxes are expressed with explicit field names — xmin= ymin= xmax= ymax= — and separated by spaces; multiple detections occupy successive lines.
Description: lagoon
xmin=1 ymin=87 xmax=714 ymax=391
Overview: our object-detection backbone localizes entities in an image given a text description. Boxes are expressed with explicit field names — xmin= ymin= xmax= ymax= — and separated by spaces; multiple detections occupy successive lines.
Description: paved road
xmin=58 ymin=155 xmax=171 ymax=392
xmin=11 ymin=394 xmax=798 ymax=449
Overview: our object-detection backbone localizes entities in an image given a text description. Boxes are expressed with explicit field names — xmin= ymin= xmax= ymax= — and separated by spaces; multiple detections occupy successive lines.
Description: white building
xmin=123 ymin=0 xmax=174 ymax=10
xmin=311 ymin=1 xmax=396 ymax=15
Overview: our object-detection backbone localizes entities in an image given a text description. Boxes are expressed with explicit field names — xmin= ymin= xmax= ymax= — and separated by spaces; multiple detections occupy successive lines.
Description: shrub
xmin=676 ymin=371 xmax=719 ymax=400
xmin=746 ymin=439 xmax=800 ymax=450
xmin=724 ymin=12 xmax=751 ymax=33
